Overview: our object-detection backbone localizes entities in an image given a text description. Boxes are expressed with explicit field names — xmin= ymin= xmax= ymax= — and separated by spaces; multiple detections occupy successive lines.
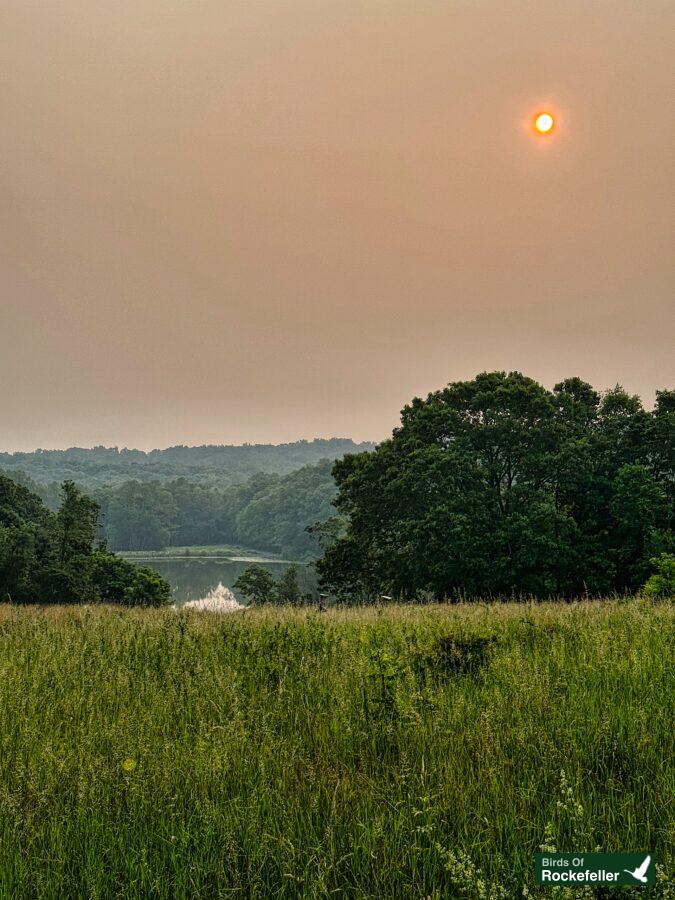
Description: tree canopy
xmin=90 ymin=460 xmax=338 ymax=557
xmin=317 ymin=372 xmax=674 ymax=600
xmin=0 ymin=476 xmax=171 ymax=606
xmin=2 ymin=458 xmax=346 ymax=560
xmin=233 ymin=562 xmax=305 ymax=605
xmin=0 ymin=439 xmax=374 ymax=491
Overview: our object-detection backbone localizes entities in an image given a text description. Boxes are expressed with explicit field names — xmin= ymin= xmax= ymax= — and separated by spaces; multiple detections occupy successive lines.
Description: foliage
xmin=233 ymin=564 xmax=278 ymax=604
xmin=91 ymin=552 xmax=172 ymax=607
xmin=230 ymin=462 xmax=338 ymax=558
xmin=0 ymin=600 xmax=672 ymax=897
xmin=317 ymin=372 xmax=674 ymax=600
xmin=100 ymin=480 xmax=178 ymax=551
xmin=123 ymin=566 xmax=173 ymax=607
xmin=0 ymin=474 xmax=171 ymax=606
xmin=643 ymin=553 xmax=675 ymax=599
xmin=1 ymin=445 xmax=366 ymax=559
xmin=0 ymin=439 xmax=374 ymax=492
xmin=233 ymin=562 xmax=309 ymax=605
xmin=275 ymin=563 xmax=302 ymax=605
xmin=414 ymin=634 xmax=496 ymax=679
xmin=82 ymin=460 xmax=338 ymax=558
xmin=52 ymin=480 xmax=101 ymax=600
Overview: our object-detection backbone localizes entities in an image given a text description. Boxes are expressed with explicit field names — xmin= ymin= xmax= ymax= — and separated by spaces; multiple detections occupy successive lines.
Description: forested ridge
xmin=0 ymin=440 xmax=374 ymax=558
xmin=96 ymin=461 xmax=337 ymax=557
xmin=0 ymin=439 xmax=375 ymax=490
xmin=2 ymin=461 xmax=339 ymax=559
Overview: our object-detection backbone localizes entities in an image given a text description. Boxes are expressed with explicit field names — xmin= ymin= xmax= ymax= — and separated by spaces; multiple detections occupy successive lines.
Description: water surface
xmin=124 ymin=553 xmax=315 ymax=605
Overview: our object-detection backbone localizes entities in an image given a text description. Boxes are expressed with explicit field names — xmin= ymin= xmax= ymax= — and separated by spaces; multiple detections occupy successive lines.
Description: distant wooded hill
xmin=0 ymin=440 xmax=376 ymax=558
xmin=0 ymin=439 xmax=376 ymax=491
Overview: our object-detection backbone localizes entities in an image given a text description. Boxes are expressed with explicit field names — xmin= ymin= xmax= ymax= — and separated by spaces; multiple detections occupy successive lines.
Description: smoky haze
xmin=1 ymin=0 xmax=673 ymax=451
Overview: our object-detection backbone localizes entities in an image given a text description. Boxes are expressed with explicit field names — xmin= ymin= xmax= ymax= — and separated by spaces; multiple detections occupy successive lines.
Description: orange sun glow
xmin=534 ymin=112 xmax=555 ymax=134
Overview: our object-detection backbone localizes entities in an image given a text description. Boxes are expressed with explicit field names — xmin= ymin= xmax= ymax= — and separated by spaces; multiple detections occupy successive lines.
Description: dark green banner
xmin=535 ymin=853 xmax=655 ymax=887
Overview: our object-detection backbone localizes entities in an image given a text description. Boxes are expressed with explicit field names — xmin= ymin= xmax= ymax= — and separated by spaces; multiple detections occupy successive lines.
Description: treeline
xmin=0 ymin=476 xmax=170 ymax=605
xmin=318 ymin=372 xmax=674 ymax=600
xmin=94 ymin=461 xmax=337 ymax=557
xmin=1 ymin=459 xmax=343 ymax=559
xmin=0 ymin=439 xmax=375 ymax=491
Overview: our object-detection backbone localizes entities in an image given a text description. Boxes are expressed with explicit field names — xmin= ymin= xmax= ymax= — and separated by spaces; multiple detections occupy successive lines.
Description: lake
xmin=122 ymin=550 xmax=316 ymax=605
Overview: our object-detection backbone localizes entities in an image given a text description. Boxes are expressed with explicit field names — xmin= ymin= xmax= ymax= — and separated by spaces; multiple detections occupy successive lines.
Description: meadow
xmin=0 ymin=600 xmax=672 ymax=898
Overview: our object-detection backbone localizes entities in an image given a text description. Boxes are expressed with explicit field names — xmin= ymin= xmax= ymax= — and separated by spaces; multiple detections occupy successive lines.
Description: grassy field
xmin=0 ymin=601 xmax=673 ymax=898
xmin=119 ymin=545 xmax=289 ymax=561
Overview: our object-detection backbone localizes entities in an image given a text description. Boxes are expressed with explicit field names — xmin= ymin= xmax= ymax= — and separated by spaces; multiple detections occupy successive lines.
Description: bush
xmin=91 ymin=550 xmax=135 ymax=603
xmin=124 ymin=566 xmax=173 ymax=607
xmin=642 ymin=553 xmax=675 ymax=599
xmin=91 ymin=552 xmax=172 ymax=607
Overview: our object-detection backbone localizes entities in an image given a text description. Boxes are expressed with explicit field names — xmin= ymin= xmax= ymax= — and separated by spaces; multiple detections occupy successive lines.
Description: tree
xmin=100 ymin=481 xmax=177 ymax=551
xmin=87 ymin=460 xmax=340 ymax=559
xmin=0 ymin=523 xmax=39 ymax=603
xmin=317 ymin=371 xmax=674 ymax=600
xmin=56 ymin=480 xmax=99 ymax=564
xmin=91 ymin=551 xmax=172 ymax=607
xmin=275 ymin=564 xmax=302 ymax=605
xmin=51 ymin=481 xmax=100 ymax=601
xmin=233 ymin=564 xmax=277 ymax=604
xmin=0 ymin=474 xmax=171 ymax=606
xmin=124 ymin=566 xmax=173 ymax=607
xmin=91 ymin=550 xmax=136 ymax=604
xmin=609 ymin=464 xmax=670 ymax=590
xmin=319 ymin=372 xmax=566 ymax=598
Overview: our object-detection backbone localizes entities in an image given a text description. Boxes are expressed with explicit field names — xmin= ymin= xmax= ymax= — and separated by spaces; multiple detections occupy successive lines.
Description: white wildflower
xmin=178 ymin=583 xmax=247 ymax=613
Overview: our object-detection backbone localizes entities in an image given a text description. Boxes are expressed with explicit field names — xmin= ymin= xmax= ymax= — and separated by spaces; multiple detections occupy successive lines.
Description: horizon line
xmin=0 ymin=436 xmax=381 ymax=457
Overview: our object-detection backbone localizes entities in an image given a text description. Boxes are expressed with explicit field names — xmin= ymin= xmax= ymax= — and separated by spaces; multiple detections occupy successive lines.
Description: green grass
xmin=0 ymin=601 xmax=673 ymax=898
xmin=119 ymin=545 xmax=285 ymax=560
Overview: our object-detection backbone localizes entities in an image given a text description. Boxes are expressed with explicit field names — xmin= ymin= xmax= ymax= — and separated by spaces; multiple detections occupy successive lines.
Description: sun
xmin=534 ymin=112 xmax=555 ymax=134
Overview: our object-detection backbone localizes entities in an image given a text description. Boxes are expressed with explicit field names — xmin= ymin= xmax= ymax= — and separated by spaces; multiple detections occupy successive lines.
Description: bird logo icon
xmin=623 ymin=855 xmax=651 ymax=883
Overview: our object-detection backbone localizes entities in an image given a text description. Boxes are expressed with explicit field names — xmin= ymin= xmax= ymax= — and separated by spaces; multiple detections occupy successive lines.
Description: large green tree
xmin=317 ymin=372 xmax=674 ymax=600
xmin=233 ymin=564 xmax=277 ymax=604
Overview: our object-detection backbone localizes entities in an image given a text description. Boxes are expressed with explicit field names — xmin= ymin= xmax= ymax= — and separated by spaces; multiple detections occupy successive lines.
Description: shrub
xmin=91 ymin=551 xmax=171 ymax=607
xmin=91 ymin=550 xmax=135 ymax=603
xmin=642 ymin=553 xmax=675 ymax=599
xmin=124 ymin=566 xmax=173 ymax=607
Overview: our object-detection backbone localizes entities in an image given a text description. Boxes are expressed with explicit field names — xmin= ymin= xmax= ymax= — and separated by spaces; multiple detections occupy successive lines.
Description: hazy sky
xmin=2 ymin=0 xmax=673 ymax=451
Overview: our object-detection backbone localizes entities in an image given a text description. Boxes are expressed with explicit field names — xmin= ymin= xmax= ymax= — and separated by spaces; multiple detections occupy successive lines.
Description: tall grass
xmin=0 ymin=601 xmax=672 ymax=898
